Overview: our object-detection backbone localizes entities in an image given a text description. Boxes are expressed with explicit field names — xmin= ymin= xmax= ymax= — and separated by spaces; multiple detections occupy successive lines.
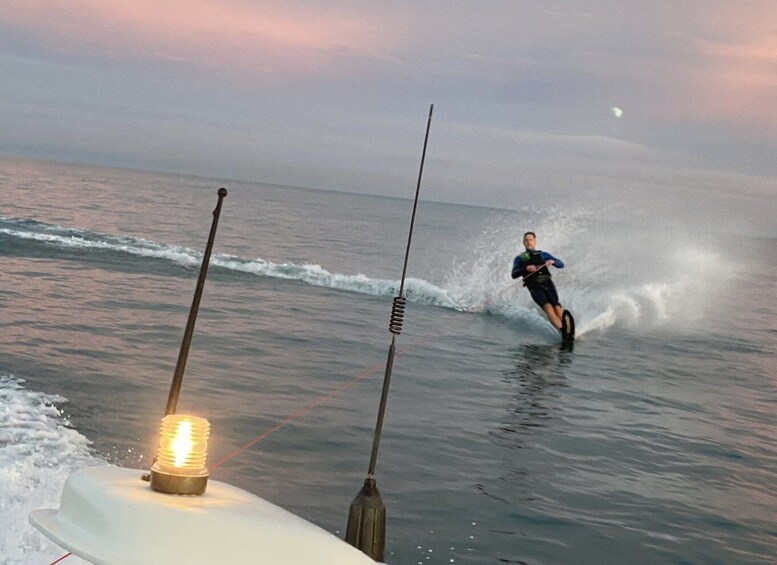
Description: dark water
xmin=1 ymin=155 xmax=775 ymax=564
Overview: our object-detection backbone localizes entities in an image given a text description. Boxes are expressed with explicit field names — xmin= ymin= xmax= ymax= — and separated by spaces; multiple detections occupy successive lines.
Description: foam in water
xmin=0 ymin=375 xmax=96 ymax=564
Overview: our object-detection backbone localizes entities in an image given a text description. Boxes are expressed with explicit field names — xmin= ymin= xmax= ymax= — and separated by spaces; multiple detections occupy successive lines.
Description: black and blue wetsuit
xmin=511 ymin=250 xmax=565 ymax=308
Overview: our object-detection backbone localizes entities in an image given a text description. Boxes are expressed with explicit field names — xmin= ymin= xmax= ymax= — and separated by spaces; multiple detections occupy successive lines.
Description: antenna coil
xmin=388 ymin=296 xmax=406 ymax=335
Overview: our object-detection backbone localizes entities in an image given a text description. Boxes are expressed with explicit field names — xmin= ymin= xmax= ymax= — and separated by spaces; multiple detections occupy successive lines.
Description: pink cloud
xmin=1 ymin=1 xmax=397 ymax=75
xmin=662 ymin=5 xmax=777 ymax=129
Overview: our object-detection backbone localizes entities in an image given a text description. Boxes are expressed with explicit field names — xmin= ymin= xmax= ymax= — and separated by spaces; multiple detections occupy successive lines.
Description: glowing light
xmin=150 ymin=414 xmax=210 ymax=495
xmin=612 ymin=107 xmax=623 ymax=118
xmin=171 ymin=420 xmax=194 ymax=468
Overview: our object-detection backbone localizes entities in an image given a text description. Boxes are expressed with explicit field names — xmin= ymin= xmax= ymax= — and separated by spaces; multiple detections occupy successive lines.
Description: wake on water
xmin=0 ymin=215 xmax=461 ymax=310
xmin=0 ymin=375 xmax=94 ymax=564
xmin=0 ymin=209 xmax=732 ymax=340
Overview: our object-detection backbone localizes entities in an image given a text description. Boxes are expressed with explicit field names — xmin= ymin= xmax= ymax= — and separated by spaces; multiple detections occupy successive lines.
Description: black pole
xmin=346 ymin=104 xmax=434 ymax=561
xmin=366 ymin=103 xmax=432 ymax=477
xmin=164 ymin=188 xmax=227 ymax=416
xmin=367 ymin=342 xmax=396 ymax=476
xmin=397 ymin=104 xmax=433 ymax=298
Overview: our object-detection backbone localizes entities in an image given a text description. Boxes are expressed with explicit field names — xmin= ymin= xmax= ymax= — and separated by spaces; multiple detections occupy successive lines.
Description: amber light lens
xmin=155 ymin=415 xmax=209 ymax=475
xmin=150 ymin=414 xmax=210 ymax=495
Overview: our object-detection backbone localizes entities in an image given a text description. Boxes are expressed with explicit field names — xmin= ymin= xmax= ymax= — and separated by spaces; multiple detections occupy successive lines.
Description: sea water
xmin=1 ymin=155 xmax=775 ymax=564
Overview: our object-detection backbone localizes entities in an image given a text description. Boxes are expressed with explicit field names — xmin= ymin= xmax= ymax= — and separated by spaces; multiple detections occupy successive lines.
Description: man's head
xmin=523 ymin=231 xmax=536 ymax=251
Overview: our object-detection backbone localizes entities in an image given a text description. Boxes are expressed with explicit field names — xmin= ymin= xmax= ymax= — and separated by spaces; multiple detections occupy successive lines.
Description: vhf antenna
xmin=345 ymin=104 xmax=434 ymax=562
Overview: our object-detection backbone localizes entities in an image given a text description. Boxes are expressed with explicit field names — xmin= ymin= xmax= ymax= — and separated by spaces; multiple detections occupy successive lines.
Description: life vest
xmin=519 ymin=250 xmax=551 ymax=287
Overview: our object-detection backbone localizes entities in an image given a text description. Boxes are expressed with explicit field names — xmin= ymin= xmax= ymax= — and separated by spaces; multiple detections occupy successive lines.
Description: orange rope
xmin=49 ymin=553 xmax=71 ymax=564
xmin=210 ymin=336 xmax=433 ymax=472
xmin=209 ymin=279 xmax=522 ymax=472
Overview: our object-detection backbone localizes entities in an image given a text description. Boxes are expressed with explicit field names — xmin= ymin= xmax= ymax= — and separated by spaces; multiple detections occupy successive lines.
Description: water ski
xmin=561 ymin=309 xmax=575 ymax=342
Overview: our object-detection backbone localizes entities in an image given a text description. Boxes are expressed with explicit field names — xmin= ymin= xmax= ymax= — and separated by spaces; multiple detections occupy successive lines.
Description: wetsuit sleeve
xmin=511 ymin=255 xmax=526 ymax=279
xmin=540 ymin=252 xmax=564 ymax=269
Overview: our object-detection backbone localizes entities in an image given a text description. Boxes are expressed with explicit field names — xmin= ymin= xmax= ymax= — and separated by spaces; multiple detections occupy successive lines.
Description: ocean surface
xmin=1 ymin=154 xmax=775 ymax=565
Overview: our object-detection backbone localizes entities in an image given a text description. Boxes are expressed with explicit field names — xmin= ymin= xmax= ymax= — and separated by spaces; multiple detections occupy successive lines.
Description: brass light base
xmin=149 ymin=468 xmax=208 ymax=495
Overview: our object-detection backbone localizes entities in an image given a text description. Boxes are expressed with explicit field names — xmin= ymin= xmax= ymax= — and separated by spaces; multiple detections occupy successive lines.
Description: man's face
xmin=523 ymin=233 xmax=536 ymax=251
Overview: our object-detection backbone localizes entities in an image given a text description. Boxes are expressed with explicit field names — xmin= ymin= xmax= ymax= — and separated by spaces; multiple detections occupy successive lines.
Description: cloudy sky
xmin=1 ymin=1 xmax=775 ymax=232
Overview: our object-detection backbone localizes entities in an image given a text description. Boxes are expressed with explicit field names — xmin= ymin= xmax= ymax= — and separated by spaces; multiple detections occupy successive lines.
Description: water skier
xmin=511 ymin=231 xmax=571 ymax=337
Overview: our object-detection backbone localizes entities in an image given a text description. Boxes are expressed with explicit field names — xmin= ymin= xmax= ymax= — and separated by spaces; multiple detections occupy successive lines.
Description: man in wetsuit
xmin=511 ymin=231 xmax=565 ymax=332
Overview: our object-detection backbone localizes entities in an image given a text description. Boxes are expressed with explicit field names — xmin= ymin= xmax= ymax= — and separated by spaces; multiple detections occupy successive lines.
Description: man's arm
xmin=511 ymin=256 xmax=525 ymax=279
xmin=540 ymin=252 xmax=564 ymax=268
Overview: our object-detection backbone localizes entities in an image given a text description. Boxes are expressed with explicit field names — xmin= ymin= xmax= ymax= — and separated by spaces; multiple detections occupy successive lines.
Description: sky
xmin=1 ymin=1 xmax=776 ymax=234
